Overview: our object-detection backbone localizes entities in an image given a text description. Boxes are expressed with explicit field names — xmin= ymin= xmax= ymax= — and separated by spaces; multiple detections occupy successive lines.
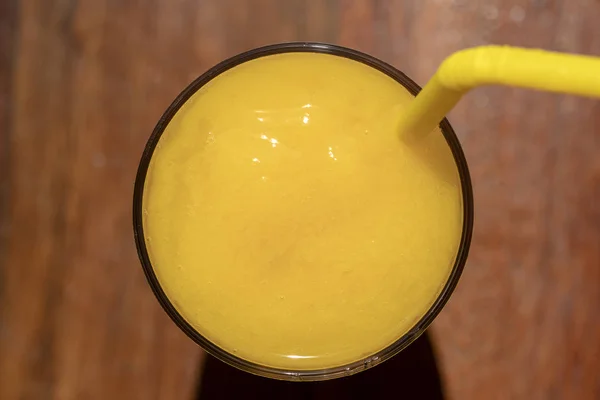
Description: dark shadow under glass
xmin=198 ymin=332 xmax=444 ymax=399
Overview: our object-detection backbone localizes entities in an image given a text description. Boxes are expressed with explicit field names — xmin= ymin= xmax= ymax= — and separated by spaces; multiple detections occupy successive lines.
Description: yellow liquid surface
xmin=143 ymin=52 xmax=464 ymax=370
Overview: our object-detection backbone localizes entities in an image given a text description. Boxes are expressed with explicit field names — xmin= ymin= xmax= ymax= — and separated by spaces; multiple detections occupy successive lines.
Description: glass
xmin=133 ymin=42 xmax=474 ymax=381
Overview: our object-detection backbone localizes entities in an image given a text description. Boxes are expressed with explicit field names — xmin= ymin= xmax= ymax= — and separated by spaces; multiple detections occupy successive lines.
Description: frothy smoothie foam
xmin=141 ymin=52 xmax=464 ymax=370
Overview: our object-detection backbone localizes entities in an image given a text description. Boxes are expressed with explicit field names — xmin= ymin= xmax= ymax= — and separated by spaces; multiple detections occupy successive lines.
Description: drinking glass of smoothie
xmin=133 ymin=43 xmax=473 ymax=381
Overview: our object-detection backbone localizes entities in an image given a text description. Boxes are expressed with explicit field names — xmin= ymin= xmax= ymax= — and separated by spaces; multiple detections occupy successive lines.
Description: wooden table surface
xmin=1 ymin=0 xmax=599 ymax=399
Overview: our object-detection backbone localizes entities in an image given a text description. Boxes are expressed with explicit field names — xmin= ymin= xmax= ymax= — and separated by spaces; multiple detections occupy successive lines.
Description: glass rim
xmin=133 ymin=42 xmax=474 ymax=382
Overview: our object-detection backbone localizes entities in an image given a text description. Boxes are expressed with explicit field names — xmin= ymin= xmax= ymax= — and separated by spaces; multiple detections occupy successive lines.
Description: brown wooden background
xmin=1 ymin=0 xmax=599 ymax=399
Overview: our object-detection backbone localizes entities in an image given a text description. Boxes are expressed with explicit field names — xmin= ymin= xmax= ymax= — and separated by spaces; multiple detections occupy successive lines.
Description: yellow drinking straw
xmin=399 ymin=45 xmax=600 ymax=140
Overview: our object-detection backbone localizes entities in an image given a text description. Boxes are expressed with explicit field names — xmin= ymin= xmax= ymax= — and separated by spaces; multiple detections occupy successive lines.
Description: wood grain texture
xmin=0 ymin=0 xmax=599 ymax=399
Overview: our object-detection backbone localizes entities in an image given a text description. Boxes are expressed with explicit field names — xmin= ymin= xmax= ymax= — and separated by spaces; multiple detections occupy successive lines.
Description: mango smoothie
xmin=141 ymin=51 xmax=465 ymax=371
